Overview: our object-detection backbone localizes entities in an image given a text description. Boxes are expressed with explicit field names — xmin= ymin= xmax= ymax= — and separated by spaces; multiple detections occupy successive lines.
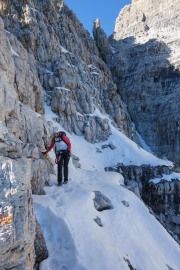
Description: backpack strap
xmin=57 ymin=132 xmax=65 ymax=144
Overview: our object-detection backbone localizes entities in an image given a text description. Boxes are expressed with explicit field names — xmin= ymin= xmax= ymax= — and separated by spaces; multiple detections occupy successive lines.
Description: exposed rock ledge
xmin=105 ymin=163 xmax=180 ymax=244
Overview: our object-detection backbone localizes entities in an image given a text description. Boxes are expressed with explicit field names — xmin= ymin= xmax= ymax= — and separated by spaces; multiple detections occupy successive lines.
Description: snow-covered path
xmin=34 ymin=168 xmax=180 ymax=270
xmin=33 ymin=105 xmax=180 ymax=270
xmin=35 ymin=202 xmax=85 ymax=270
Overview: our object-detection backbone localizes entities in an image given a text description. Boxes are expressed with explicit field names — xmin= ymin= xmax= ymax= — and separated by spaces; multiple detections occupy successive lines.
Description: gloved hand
xmin=55 ymin=156 xmax=59 ymax=164
xmin=66 ymin=150 xmax=71 ymax=157
xmin=42 ymin=151 xmax=47 ymax=156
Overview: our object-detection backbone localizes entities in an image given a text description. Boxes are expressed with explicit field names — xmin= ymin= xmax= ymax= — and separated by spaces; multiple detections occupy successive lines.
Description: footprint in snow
xmin=63 ymin=185 xmax=73 ymax=193
xmin=51 ymin=193 xmax=61 ymax=200
xmin=49 ymin=258 xmax=60 ymax=269
xmin=61 ymin=266 xmax=69 ymax=270
xmin=56 ymin=200 xmax=64 ymax=207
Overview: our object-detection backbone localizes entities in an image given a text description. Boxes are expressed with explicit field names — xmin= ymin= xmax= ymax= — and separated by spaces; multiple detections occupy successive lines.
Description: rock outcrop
xmin=145 ymin=179 xmax=180 ymax=244
xmin=105 ymin=163 xmax=180 ymax=244
xmin=0 ymin=157 xmax=35 ymax=270
xmin=93 ymin=18 xmax=112 ymax=64
xmin=93 ymin=191 xmax=114 ymax=211
xmin=109 ymin=0 xmax=180 ymax=164
xmin=34 ymin=218 xmax=48 ymax=268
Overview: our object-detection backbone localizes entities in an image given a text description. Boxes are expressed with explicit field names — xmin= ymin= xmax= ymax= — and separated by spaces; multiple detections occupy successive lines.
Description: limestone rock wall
xmin=145 ymin=179 xmax=180 ymax=244
xmin=0 ymin=1 xmax=134 ymax=268
xmin=0 ymin=13 xmax=51 ymax=270
xmin=109 ymin=0 xmax=180 ymax=164
xmin=0 ymin=0 xmax=134 ymax=143
xmin=0 ymin=157 xmax=35 ymax=270
xmin=93 ymin=18 xmax=112 ymax=65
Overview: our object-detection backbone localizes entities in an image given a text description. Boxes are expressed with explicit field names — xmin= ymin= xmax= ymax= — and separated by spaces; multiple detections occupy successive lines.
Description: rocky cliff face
xmin=93 ymin=0 xmax=180 ymax=247
xmin=102 ymin=5 xmax=180 ymax=235
xmin=0 ymin=0 xmax=134 ymax=143
xmin=0 ymin=10 xmax=50 ymax=270
xmin=0 ymin=158 xmax=35 ymax=270
xmin=109 ymin=0 xmax=180 ymax=164
xmin=0 ymin=0 xmax=136 ymax=268
xmin=145 ymin=179 xmax=180 ymax=244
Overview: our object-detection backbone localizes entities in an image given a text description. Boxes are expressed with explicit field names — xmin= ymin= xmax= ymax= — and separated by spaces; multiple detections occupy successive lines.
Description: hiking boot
xmin=63 ymin=180 xmax=68 ymax=185
xmin=58 ymin=183 xmax=62 ymax=186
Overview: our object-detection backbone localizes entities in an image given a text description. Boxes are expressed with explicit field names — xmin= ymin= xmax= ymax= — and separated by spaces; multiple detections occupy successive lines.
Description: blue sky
xmin=65 ymin=0 xmax=131 ymax=37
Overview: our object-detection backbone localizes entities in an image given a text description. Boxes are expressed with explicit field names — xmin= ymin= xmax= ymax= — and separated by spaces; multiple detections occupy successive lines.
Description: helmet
xmin=53 ymin=127 xmax=59 ymax=134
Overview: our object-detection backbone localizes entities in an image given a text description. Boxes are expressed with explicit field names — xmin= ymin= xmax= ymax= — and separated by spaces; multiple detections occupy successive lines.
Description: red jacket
xmin=46 ymin=134 xmax=71 ymax=153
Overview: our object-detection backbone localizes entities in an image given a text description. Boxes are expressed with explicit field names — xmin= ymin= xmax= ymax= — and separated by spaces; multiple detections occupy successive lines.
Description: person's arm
xmin=46 ymin=137 xmax=55 ymax=153
xmin=62 ymin=135 xmax=71 ymax=151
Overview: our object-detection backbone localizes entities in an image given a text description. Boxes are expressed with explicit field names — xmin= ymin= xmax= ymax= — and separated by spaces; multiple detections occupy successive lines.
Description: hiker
xmin=45 ymin=127 xmax=71 ymax=186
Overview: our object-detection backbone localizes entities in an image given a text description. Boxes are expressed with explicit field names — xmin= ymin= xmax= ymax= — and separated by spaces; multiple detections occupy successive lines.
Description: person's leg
xmin=63 ymin=153 xmax=70 ymax=183
xmin=57 ymin=155 xmax=63 ymax=185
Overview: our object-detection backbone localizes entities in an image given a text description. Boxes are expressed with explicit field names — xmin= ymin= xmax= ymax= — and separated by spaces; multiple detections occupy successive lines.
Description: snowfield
xmin=34 ymin=105 xmax=180 ymax=270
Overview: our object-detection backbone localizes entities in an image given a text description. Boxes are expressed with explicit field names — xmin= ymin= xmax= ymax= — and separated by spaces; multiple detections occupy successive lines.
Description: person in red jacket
xmin=45 ymin=127 xmax=71 ymax=186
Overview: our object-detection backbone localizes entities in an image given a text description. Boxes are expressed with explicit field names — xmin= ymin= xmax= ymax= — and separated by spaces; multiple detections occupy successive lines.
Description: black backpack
xmin=59 ymin=131 xmax=66 ymax=138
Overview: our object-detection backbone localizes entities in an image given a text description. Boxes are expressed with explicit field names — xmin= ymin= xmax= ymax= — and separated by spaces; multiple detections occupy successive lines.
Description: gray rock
xmin=121 ymin=200 xmax=130 ymax=207
xmin=145 ymin=179 xmax=180 ymax=244
xmin=166 ymin=265 xmax=175 ymax=270
xmin=0 ymin=12 xmax=52 ymax=269
xmin=94 ymin=216 xmax=103 ymax=227
xmin=109 ymin=0 xmax=180 ymax=164
xmin=93 ymin=18 xmax=112 ymax=64
xmin=101 ymin=143 xmax=116 ymax=150
xmin=30 ymin=158 xmax=50 ymax=195
xmin=1 ymin=0 xmax=135 ymax=144
xmin=34 ymin=217 xmax=48 ymax=266
xmin=101 ymin=144 xmax=109 ymax=149
xmin=0 ymin=157 xmax=35 ymax=270
xmin=72 ymin=154 xmax=81 ymax=169
xmin=123 ymin=257 xmax=137 ymax=270
xmin=93 ymin=191 xmax=114 ymax=211
xmin=109 ymin=143 xmax=116 ymax=150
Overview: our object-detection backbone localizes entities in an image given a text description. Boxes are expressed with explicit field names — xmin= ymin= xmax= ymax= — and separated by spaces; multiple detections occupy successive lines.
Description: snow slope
xmin=44 ymin=105 xmax=173 ymax=171
xmin=34 ymin=105 xmax=180 ymax=270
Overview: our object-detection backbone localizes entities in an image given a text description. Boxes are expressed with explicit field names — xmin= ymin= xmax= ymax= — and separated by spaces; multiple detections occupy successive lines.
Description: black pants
xmin=57 ymin=152 xmax=70 ymax=184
